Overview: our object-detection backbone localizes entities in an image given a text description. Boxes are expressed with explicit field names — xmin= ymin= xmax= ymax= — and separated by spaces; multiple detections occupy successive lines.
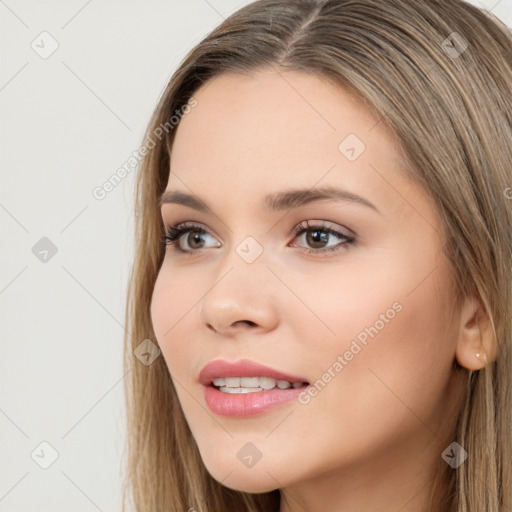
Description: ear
xmin=455 ymin=293 xmax=497 ymax=370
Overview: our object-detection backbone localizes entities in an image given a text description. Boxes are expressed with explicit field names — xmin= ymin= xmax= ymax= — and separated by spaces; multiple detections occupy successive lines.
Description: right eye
xmin=163 ymin=222 xmax=221 ymax=253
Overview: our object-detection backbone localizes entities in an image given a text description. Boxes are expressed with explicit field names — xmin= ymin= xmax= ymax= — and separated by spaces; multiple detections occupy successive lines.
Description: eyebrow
xmin=158 ymin=186 xmax=379 ymax=214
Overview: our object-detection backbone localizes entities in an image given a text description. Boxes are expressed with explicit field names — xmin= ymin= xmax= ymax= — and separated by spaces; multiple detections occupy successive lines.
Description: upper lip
xmin=199 ymin=358 xmax=309 ymax=386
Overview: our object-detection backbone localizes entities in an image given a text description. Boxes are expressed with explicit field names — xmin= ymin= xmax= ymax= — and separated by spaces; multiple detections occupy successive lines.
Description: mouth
xmin=210 ymin=376 xmax=309 ymax=393
xmin=199 ymin=359 xmax=310 ymax=416
xmin=199 ymin=358 xmax=310 ymax=390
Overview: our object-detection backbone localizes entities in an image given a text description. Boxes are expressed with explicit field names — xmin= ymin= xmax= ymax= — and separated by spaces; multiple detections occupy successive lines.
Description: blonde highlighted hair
xmin=122 ymin=1 xmax=512 ymax=510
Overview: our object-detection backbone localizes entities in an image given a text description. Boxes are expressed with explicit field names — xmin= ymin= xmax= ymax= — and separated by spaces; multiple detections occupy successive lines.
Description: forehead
xmin=168 ymin=69 xmax=409 ymax=211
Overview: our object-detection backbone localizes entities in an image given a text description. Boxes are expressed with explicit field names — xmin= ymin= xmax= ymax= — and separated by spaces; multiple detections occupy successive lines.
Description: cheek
xmin=150 ymin=266 xmax=196 ymax=374
xmin=299 ymin=262 xmax=456 ymax=436
xmin=150 ymin=260 xmax=202 ymax=335
xmin=289 ymin=247 xmax=456 ymax=427
xmin=292 ymin=237 xmax=454 ymax=362
xmin=150 ymin=268 xmax=173 ymax=343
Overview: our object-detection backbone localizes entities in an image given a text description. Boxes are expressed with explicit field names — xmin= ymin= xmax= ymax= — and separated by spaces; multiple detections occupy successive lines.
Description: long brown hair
xmin=121 ymin=1 xmax=512 ymax=510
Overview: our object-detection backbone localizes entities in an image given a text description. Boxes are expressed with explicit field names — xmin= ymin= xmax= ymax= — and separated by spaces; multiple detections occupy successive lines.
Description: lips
xmin=199 ymin=358 xmax=310 ymax=417
xmin=198 ymin=358 xmax=309 ymax=387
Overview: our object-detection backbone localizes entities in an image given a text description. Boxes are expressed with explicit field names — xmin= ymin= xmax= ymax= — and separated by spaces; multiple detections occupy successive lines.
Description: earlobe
xmin=455 ymin=294 xmax=496 ymax=371
xmin=475 ymin=352 xmax=488 ymax=363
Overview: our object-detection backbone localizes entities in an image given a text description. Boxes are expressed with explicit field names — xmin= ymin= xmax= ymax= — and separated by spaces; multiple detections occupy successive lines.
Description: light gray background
xmin=1 ymin=1 xmax=510 ymax=510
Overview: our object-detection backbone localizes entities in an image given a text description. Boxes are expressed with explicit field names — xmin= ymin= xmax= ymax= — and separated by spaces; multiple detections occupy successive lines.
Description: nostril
xmin=234 ymin=320 xmax=257 ymax=328
xmin=207 ymin=320 xmax=257 ymax=332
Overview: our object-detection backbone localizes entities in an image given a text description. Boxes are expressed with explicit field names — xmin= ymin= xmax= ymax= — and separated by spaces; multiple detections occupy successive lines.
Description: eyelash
xmin=161 ymin=220 xmax=356 ymax=257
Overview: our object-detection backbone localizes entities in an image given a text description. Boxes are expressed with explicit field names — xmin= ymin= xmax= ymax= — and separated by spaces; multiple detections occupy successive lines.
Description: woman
xmin=122 ymin=1 xmax=512 ymax=510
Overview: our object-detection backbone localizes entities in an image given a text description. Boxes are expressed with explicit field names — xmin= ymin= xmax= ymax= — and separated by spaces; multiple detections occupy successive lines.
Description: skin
xmin=150 ymin=68 xmax=494 ymax=512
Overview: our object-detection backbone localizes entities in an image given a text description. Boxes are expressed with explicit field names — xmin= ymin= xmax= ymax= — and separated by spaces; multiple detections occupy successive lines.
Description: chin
xmin=201 ymin=454 xmax=283 ymax=493
xmin=214 ymin=473 xmax=280 ymax=494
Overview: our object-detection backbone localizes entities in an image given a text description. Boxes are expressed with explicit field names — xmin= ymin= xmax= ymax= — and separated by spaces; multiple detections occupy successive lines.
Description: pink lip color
xmin=203 ymin=385 xmax=306 ymax=417
xmin=199 ymin=359 xmax=309 ymax=418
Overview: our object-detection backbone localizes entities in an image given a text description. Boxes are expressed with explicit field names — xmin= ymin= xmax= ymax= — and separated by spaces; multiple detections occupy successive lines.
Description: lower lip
xmin=203 ymin=384 xmax=308 ymax=417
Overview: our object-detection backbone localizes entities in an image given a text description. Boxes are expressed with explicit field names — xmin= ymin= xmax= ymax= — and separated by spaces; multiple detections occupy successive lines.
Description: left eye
xmin=162 ymin=221 xmax=355 ymax=255
xmin=289 ymin=221 xmax=355 ymax=254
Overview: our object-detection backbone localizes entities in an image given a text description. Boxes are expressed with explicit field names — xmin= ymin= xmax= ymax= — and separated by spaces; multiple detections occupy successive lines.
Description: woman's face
xmin=150 ymin=68 xmax=464 ymax=497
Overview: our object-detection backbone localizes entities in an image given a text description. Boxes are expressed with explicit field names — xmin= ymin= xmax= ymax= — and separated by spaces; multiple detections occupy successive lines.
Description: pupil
xmin=307 ymin=230 xmax=328 ymax=248
xmin=189 ymin=232 xmax=205 ymax=249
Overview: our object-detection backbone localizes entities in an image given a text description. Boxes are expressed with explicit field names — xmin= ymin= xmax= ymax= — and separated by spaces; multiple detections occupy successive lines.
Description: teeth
xmin=224 ymin=377 xmax=240 ymax=387
xmin=259 ymin=377 xmax=277 ymax=390
xmin=219 ymin=387 xmax=263 ymax=394
xmin=240 ymin=377 xmax=260 ymax=387
xmin=212 ymin=376 xmax=306 ymax=392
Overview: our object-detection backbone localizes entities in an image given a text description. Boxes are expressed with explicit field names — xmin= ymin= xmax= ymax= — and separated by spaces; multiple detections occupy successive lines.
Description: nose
xmin=198 ymin=259 xmax=279 ymax=337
